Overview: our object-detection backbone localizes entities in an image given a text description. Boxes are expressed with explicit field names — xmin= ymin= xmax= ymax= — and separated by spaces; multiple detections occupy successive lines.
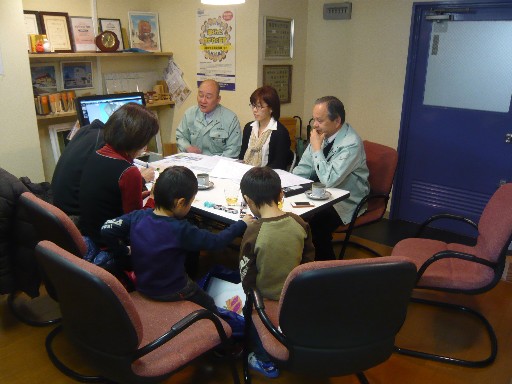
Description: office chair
xmin=334 ymin=140 xmax=398 ymax=259
xmin=392 ymin=183 xmax=512 ymax=367
xmin=279 ymin=116 xmax=300 ymax=171
xmin=35 ymin=240 xmax=240 ymax=384
xmin=18 ymin=191 xmax=134 ymax=291
xmin=243 ymin=256 xmax=417 ymax=383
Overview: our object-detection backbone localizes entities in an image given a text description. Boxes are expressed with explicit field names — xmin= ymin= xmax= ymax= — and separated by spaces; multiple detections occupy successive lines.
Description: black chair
xmin=243 ymin=257 xmax=417 ymax=383
xmin=35 ymin=240 xmax=240 ymax=384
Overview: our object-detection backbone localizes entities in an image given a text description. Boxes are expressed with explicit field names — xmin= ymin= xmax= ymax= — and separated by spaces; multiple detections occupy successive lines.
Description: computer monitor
xmin=74 ymin=92 xmax=162 ymax=154
xmin=75 ymin=92 xmax=146 ymax=127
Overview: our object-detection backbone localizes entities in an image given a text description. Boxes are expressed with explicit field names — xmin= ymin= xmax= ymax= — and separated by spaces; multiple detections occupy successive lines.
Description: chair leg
xmin=356 ymin=372 xmax=370 ymax=384
xmin=45 ymin=325 xmax=107 ymax=382
xmin=395 ymin=297 xmax=498 ymax=367
xmin=243 ymin=298 xmax=253 ymax=384
xmin=7 ymin=292 xmax=61 ymax=327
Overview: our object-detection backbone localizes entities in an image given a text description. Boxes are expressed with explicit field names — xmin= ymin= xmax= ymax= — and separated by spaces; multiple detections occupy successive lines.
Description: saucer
xmin=198 ymin=181 xmax=214 ymax=190
xmin=305 ymin=190 xmax=332 ymax=200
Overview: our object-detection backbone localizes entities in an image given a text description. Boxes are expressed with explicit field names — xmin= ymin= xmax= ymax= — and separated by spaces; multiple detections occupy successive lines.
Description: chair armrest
xmin=416 ymin=250 xmax=497 ymax=282
xmin=346 ymin=192 xmax=390 ymax=229
xmin=416 ymin=214 xmax=478 ymax=237
xmin=132 ymin=308 xmax=229 ymax=360
xmin=250 ymin=289 xmax=288 ymax=346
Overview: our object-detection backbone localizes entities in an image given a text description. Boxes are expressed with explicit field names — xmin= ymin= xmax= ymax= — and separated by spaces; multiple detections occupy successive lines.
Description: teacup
xmin=197 ymin=173 xmax=209 ymax=187
xmin=311 ymin=182 xmax=326 ymax=198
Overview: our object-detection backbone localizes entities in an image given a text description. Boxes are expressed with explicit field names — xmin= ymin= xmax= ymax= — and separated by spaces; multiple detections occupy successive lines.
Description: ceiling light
xmin=201 ymin=0 xmax=246 ymax=5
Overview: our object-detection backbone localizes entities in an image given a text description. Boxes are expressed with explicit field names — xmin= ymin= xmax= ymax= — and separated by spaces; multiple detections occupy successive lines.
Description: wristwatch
xmin=95 ymin=31 xmax=120 ymax=52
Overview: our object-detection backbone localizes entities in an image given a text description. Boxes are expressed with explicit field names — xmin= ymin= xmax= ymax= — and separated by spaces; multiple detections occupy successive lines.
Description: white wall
xmin=304 ymin=0 xmax=422 ymax=148
xmin=0 ymin=1 xmax=44 ymax=180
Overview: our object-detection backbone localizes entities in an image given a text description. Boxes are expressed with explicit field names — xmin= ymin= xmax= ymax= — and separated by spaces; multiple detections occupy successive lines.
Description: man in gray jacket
xmin=176 ymin=79 xmax=242 ymax=158
xmin=293 ymin=96 xmax=370 ymax=260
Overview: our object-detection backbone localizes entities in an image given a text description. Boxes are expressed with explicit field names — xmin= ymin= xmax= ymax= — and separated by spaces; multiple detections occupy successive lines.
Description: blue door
xmin=391 ymin=1 xmax=512 ymax=235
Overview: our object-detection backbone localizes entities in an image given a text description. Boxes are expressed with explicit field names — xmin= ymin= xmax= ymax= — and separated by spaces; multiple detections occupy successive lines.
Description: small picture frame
xmin=61 ymin=61 xmax=94 ymax=90
xmin=49 ymin=122 xmax=77 ymax=163
xmin=128 ymin=11 xmax=161 ymax=52
xmin=69 ymin=16 xmax=96 ymax=52
xmin=263 ymin=65 xmax=292 ymax=104
xmin=30 ymin=63 xmax=59 ymax=94
xmin=39 ymin=12 xmax=74 ymax=53
xmin=264 ymin=16 xmax=294 ymax=59
xmin=99 ymin=18 xmax=124 ymax=51
xmin=24 ymin=11 xmax=42 ymax=52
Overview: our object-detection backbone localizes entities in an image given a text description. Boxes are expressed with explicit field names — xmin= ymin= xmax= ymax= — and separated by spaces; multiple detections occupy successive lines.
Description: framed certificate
xmin=24 ymin=11 xmax=41 ymax=52
xmin=263 ymin=65 xmax=292 ymax=103
xmin=39 ymin=12 xmax=73 ymax=53
xmin=69 ymin=16 xmax=96 ymax=52
xmin=264 ymin=17 xmax=294 ymax=59
xmin=99 ymin=18 xmax=125 ymax=51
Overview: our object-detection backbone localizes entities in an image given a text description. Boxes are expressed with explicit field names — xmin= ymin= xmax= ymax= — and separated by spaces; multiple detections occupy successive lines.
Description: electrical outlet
xmin=323 ymin=2 xmax=352 ymax=20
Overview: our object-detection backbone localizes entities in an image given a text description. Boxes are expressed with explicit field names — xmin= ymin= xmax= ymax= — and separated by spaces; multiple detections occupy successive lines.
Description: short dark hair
xmin=240 ymin=166 xmax=282 ymax=208
xmin=315 ymin=96 xmax=345 ymax=124
xmin=250 ymin=86 xmax=281 ymax=120
xmin=153 ymin=166 xmax=198 ymax=210
xmin=103 ymin=103 xmax=159 ymax=152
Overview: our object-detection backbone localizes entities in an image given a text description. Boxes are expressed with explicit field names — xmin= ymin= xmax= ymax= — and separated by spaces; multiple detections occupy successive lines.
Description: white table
xmin=149 ymin=154 xmax=350 ymax=224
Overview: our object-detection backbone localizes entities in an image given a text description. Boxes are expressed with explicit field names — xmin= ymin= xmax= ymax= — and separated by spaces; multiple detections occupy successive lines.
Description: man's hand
xmin=186 ymin=145 xmax=202 ymax=154
xmin=140 ymin=167 xmax=156 ymax=183
xmin=309 ymin=128 xmax=325 ymax=152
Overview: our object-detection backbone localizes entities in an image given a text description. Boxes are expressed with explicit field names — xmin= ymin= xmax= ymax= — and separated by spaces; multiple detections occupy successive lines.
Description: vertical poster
xmin=197 ymin=8 xmax=236 ymax=91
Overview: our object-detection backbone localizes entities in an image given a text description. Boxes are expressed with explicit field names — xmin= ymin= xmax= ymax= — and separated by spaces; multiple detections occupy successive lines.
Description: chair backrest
xmin=35 ymin=240 xmax=142 ymax=355
xmin=363 ymin=140 xmax=399 ymax=216
xmin=18 ymin=192 xmax=87 ymax=258
xmin=277 ymin=256 xmax=417 ymax=376
xmin=279 ymin=116 xmax=297 ymax=152
xmin=475 ymin=183 xmax=512 ymax=264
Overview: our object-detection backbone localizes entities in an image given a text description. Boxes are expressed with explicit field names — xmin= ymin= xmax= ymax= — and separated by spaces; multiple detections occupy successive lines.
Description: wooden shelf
xmin=29 ymin=51 xmax=173 ymax=59
xmin=36 ymin=100 xmax=175 ymax=121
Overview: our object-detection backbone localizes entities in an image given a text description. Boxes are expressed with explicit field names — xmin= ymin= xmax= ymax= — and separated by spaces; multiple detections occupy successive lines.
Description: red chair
xmin=334 ymin=140 xmax=398 ymax=259
xmin=243 ymin=257 xmax=417 ymax=383
xmin=35 ymin=240 xmax=240 ymax=384
xmin=392 ymin=183 xmax=512 ymax=367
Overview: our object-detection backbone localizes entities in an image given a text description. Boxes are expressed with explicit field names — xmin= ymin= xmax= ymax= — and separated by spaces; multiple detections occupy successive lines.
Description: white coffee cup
xmin=311 ymin=182 xmax=326 ymax=197
xmin=197 ymin=173 xmax=209 ymax=187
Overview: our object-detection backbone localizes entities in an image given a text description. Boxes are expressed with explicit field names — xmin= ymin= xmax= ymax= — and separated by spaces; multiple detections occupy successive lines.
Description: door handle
xmin=506 ymin=133 xmax=512 ymax=143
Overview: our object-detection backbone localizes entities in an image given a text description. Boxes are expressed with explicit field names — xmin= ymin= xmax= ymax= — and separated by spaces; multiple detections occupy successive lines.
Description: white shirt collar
xmin=250 ymin=117 xmax=278 ymax=131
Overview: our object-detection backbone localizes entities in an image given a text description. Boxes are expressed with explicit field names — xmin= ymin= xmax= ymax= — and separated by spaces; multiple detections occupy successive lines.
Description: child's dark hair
xmin=153 ymin=166 xmax=198 ymax=210
xmin=240 ymin=166 xmax=282 ymax=208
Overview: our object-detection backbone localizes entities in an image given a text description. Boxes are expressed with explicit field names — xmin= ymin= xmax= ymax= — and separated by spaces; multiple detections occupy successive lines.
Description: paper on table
xmin=210 ymin=159 xmax=253 ymax=181
xmin=274 ymin=169 xmax=312 ymax=188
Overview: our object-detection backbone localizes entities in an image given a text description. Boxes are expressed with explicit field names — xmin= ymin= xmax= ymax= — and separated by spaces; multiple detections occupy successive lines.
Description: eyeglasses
xmin=249 ymin=103 xmax=267 ymax=110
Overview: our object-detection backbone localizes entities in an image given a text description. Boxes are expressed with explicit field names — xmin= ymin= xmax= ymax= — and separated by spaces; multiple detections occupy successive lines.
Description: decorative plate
xmin=305 ymin=190 xmax=332 ymax=200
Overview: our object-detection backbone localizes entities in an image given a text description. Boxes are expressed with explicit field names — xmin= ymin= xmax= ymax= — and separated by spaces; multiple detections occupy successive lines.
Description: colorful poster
xmin=197 ymin=8 xmax=236 ymax=91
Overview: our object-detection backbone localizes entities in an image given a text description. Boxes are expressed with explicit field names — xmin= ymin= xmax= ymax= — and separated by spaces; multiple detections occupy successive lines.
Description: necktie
xmin=323 ymin=140 xmax=334 ymax=157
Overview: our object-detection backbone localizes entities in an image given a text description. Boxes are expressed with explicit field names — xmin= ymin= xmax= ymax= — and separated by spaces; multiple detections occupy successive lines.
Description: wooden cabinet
xmin=29 ymin=51 xmax=176 ymax=181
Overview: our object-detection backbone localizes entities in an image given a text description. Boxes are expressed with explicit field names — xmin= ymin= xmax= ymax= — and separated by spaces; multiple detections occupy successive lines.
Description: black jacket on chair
xmin=0 ymin=168 xmax=42 ymax=297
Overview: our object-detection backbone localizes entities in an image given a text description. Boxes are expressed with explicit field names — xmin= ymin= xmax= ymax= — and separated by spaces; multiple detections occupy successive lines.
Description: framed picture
xmin=128 ymin=11 xmax=161 ymax=52
xmin=30 ymin=63 xmax=59 ymax=94
xmin=263 ymin=65 xmax=292 ymax=103
xmin=61 ymin=61 xmax=94 ymax=90
xmin=99 ymin=18 xmax=124 ymax=50
xmin=24 ymin=11 xmax=41 ymax=52
xmin=39 ymin=12 xmax=74 ymax=53
xmin=49 ymin=122 xmax=77 ymax=163
xmin=69 ymin=16 xmax=96 ymax=52
xmin=264 ymin=16 xmax=294 ymax=59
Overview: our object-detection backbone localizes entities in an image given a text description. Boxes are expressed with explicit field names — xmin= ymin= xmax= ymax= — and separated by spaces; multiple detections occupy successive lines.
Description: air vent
xmin=323 ymin=2 xmax=352 ymax=20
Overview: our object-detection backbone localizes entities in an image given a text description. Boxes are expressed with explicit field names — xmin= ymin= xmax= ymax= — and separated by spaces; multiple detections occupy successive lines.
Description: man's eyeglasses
xmin=249 ymin=103 xmax=267 ymax=110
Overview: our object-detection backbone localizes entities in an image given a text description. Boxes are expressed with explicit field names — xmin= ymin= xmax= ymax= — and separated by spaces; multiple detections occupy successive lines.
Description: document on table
xmin=150 ymin=153 xmax=229 ymax=174
xmin=210 ymin=159 xmax=252 ymax=181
